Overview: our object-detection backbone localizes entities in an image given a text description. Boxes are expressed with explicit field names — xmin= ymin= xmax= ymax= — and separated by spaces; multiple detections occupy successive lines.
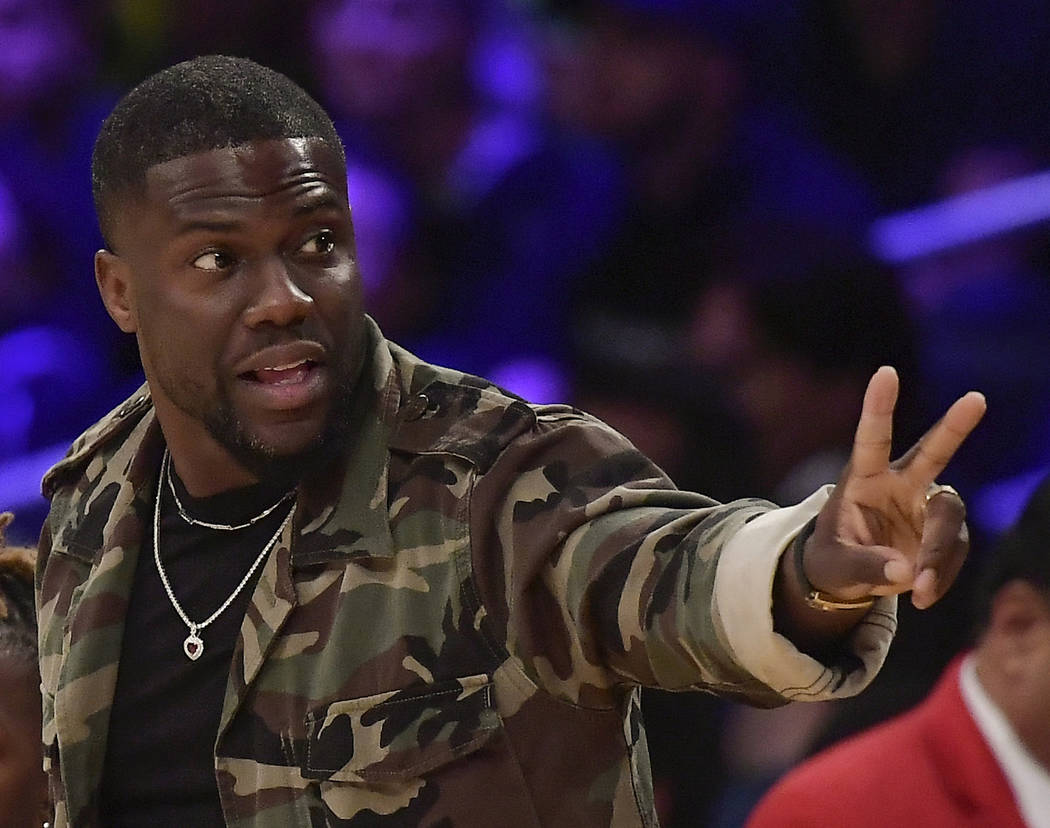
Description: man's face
xmin=1008 ymin=588 xmax=1050 ymax=771
xmin=102 ymin=138 xmax=365 ymax=486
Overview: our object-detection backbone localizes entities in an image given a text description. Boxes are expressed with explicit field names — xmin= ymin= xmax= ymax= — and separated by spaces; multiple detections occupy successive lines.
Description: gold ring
xmin=924 ymin=483 xmax=960 ymax=506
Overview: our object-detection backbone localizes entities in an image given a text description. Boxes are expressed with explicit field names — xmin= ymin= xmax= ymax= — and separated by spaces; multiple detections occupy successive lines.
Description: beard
xmin=200 ymin=372 xmax=357 ymax=489
xmin=153 ymin=342 xmax=362 ymax=491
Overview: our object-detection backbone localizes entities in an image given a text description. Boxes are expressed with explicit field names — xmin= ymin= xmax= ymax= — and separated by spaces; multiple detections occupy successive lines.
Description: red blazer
xmin=746 ymin=658 xmax=1027 ymax=828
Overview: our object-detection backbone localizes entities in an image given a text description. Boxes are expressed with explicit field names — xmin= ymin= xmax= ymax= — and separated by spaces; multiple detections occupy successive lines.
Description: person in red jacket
xmin=748 ymin=476 xmax=1050 ymax=828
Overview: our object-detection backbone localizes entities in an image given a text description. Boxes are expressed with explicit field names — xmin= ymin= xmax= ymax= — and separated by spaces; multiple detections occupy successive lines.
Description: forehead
xmin=137 ymin=138 xmax=348 ymax=222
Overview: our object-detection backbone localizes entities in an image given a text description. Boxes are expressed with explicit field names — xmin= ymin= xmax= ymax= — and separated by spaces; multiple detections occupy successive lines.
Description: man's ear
xmin=95 ymin=249 xmax=138 ymax=333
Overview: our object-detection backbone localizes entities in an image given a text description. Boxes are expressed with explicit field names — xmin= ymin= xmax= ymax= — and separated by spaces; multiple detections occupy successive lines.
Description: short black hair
xmin=0 ymin=513 xmax=37 ymax=669
xmin=91 ymin=54 xmax=345 ymax=246
xmin=976 ymin=475 xmax=1050 ymax=629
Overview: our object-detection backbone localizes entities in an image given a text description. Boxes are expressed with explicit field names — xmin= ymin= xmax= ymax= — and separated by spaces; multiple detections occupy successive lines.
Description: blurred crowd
xmin=3 ymin=0 xmax=1050 ymax=824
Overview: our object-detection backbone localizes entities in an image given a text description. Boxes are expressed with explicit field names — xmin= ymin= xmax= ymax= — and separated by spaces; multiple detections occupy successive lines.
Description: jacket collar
xmin=44 ymin=318 xmax=402 ymax=566
xmin=922 ymin=658 xmax=1028 ymax=826
xmin=290 ymin=318 xmax=399 ymax=565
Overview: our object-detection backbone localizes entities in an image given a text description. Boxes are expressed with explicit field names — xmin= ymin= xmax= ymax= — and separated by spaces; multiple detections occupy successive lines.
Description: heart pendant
xmin=183 ymin=632 xmax=204 ymax=661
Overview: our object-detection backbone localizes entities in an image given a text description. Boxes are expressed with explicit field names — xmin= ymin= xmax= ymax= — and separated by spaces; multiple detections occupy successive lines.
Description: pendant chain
xmin=164 ymin=449 xmax=294 ymax=530
xmin=153 ymin=450 xmax=296 ymax=660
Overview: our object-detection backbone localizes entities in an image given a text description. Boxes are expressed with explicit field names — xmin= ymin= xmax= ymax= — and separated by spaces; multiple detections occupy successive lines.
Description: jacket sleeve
xmin=469 ymin=406 xmax=896 ymax=709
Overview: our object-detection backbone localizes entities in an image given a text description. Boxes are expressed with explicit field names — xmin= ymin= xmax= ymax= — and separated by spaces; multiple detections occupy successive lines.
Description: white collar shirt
xmin=959 ymin=654 xmax=1050 ymax=828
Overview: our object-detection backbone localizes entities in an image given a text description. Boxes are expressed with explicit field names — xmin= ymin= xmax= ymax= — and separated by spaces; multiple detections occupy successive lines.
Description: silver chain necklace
xmin=163 ymin=449 xmax=295 ymax=530
xmin=153 ymin=450 xmax=296 ymax=661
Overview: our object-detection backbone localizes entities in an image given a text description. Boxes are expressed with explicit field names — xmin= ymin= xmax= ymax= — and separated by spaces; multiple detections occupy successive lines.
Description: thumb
xmin=803 ymin=538 xmax=912 ymax=600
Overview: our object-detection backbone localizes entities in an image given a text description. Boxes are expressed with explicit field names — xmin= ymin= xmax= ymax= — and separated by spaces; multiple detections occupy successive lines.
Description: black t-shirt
xmin=98 ymin=466 xmax=293 ymax=826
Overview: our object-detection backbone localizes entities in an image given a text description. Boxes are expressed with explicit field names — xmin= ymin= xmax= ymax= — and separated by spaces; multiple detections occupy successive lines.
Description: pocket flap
xmin=303 ymin=673 xmax=500 ymax=783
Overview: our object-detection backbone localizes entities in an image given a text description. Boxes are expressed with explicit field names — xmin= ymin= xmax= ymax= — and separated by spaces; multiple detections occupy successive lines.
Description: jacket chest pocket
xmin=302 ymin=673 xmax=500 ymax=785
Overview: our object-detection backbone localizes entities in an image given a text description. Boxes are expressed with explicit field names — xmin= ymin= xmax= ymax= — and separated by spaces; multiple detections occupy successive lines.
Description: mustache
xmin=236 ymin=324 xmax=334 ymax=359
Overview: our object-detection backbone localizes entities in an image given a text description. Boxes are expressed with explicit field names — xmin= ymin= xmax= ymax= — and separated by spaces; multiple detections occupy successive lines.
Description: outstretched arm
xmin=774 ymin=366 xmax=986 ymax=654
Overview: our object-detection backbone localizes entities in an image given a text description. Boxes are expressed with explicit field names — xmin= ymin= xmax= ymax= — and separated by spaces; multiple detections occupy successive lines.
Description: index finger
xmin=849 ymin=366 xmax=899 ymax=479
xmin=898 ymin=390 xmax=987 ymax=486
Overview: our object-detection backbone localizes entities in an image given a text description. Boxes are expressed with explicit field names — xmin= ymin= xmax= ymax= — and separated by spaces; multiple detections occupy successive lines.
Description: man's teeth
xmin=251 ymin=359 xmax=314 ymax=385
xmin=261 ymin=359 xmax=308 ymax=372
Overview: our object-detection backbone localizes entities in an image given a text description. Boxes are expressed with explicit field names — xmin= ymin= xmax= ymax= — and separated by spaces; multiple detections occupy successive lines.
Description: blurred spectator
xmin=685 ymin=219 xmax=919 ymax=503
xmin=747 ymin=473 xmax=1050 ymax=828
xmin=0 ymin=0 xmax=131 ymax=412
xmin=787 ymin=0 xmax=1050 ymax=210
xmin=899 ymin=146 xmax=1050 ymax=512
xmin=0 ymin=175 xmax=34 ymax=330
xmin=99 ymin=0 xmax=312 ymax=84
xmin=0 ymin=512 xmax=49 ymax=827
xmin=0 ymin=0 xmax=144 ymax=540
xmin=570 ymin=315 xmax=756 ymax=501
xmin=342 ymin=160 xmax=415 ymax=324
xmin=0 ymin=327 xmax=108 ymax=464
xmin=547 ymin=0 xmax=874 ymax=332
xmin=306 ymin=0 xmax=623 ymax=386
xmin=0 ymin=0 xmax=109 ymax=324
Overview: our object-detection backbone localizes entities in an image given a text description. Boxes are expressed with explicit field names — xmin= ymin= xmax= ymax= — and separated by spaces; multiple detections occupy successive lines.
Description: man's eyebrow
xmin=293 ymin=192 xmax=347 ymax=216
xmin=173 ymin=218 xmax=241 ymax=236
xmin=169 ymin=192 xmax=346 ymax=235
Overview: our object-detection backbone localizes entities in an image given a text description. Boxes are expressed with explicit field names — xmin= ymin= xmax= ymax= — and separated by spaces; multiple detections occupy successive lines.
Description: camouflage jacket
xmin=37 ymin=319 xmax=895 ymax=827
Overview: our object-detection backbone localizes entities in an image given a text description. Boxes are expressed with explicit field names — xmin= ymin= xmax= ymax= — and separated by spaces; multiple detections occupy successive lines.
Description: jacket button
xmin=403 ymin=393 xmax=430 ymax=421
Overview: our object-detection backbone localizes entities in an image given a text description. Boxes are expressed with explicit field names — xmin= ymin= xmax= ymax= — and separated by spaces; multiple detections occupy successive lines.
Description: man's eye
xmin=299 ymin=230 xmax=335 ymax=256
xmin=191 ymin=250 xmax=234 ymax=271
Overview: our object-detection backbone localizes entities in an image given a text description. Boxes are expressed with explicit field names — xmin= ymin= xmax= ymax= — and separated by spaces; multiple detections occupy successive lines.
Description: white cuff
xmin=712 ymin=485 xmax=897 ymax=700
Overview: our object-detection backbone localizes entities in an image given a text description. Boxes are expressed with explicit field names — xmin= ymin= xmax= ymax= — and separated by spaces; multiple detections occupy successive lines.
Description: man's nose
xmin=241 ymin=256 xmax=313 ymax=328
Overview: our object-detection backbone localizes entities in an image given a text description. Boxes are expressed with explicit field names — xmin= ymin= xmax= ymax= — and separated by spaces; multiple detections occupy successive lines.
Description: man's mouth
xmin=235 ymin=344 xmax=329 ymax=412
xmin=243 ymin=358 xmax=318 ymax=385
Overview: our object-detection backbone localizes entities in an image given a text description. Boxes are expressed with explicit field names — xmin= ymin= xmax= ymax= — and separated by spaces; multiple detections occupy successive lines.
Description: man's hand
xmin=803 ymin=366 xmax=986 ymax=611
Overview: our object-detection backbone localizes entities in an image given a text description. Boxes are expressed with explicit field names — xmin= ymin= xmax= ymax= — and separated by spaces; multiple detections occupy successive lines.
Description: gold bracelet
xmin=794 ymin=524 xmax=875 ymax=612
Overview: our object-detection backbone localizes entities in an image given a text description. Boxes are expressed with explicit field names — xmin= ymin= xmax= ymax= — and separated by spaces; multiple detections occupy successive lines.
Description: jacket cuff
xmin=711 ymin=485 xmax=897 ymax=700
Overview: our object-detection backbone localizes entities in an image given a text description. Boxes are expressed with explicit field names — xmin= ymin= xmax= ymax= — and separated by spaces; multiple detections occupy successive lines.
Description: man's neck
xmin=164 ymin=436 xmax=258 ymax=498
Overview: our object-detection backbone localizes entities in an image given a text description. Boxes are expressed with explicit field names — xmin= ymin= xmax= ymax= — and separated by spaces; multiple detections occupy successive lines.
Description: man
xmin=747 ymin=476 xmax=1050 ymax=828
xmin=36 ymin=55 xmax=985 ymax=826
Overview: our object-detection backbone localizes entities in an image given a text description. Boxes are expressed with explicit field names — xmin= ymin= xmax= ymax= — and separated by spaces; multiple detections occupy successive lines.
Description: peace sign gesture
xmin=798 ymin=366 xmax=986 ymax=616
